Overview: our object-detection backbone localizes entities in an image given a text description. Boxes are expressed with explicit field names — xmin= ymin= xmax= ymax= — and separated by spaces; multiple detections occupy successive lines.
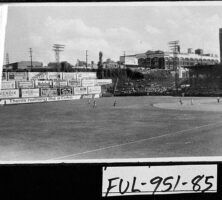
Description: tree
xmin=97 ymin=51 xmax=103 ymax=79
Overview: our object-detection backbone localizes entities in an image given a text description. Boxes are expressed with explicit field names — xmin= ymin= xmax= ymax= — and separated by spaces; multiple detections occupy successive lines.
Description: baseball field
xmin=0 ymin=96 xmax=222 ymax=162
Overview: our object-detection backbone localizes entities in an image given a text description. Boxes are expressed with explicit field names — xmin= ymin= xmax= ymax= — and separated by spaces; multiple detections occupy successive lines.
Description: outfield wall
xmin=0 ymin=72 xmax=112 ymax=105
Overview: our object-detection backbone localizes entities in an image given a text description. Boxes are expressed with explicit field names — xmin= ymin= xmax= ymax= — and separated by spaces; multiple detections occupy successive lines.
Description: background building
xmin=4 ymin=61 xmax=43 ymax=71
xmin=121 ymin=48 xmax=219 ymax=78
xmin=103 ymin=58 xmax=119 ymax=69
xmin=136 ymin=49 xmax=218 ymax=70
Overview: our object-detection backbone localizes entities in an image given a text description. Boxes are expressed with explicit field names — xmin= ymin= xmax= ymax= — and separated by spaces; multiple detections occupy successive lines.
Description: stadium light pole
xmin=168 ymin=40 xmax=180 ymax=95
xmin=29 ymin=48 xmax=33 ymax=71
xmin=53 ymin=44 xmax=65 ymax=72
xmin=86 ymin=50 xmax=88 ymax=69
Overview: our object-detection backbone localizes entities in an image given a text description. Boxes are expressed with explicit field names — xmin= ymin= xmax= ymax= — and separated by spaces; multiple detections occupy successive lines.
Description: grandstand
xmin=185 ymin=64 xmax=222 ymax=96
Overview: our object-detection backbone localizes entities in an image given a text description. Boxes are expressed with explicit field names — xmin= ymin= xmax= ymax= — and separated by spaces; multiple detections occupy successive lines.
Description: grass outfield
xmin=1 ymin=96 xmax=222 ymax=161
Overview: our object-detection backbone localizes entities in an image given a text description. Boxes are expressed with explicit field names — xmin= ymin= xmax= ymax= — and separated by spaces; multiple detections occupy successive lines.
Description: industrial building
xmin=120 ymin=47 xmax=219 ymax=78
xmin=120 ymin=49 xmax=218 ymax=69
xmin=103 ymin=59 xmax=122 ymax=69
xmin=3 ymin=61 xmax=43 ymax=71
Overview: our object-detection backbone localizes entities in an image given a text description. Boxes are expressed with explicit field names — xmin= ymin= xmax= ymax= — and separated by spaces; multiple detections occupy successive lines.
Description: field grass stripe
xmin=48 ymin=121 xmax=222 ymax=160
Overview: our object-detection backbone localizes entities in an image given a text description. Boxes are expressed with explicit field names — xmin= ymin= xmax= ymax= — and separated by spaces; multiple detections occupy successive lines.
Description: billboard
xmin=1 ymin=81 xmax=16 ymax=89
xmin=53 ymin=80 xmax=68 ymax=88
xmin=35 ymin=80 xmax=52 ymax=88
xmin=67 ymin=80 xmax=81 ymax=87
xmin=87 ymin=86 xmax=101 ymax=94
xmin=27 ymin=97 xmax=47 ymax=103
xmin=94 ymin=93 xmax=100 ymax=98
xmin=125 ymin=56 xmax=138 ymax=66
xmin=8 ymin=72 xmax=28 ymax=81
xmin=5 ymin=98 xmax=28 ymax=104
xmin=28 ymin=72 xmax=48 ymax=80
xmin=73 ymin=87 xmax=87 ymax=95
xmin=59 ymin=95 xmax=81 ymax=100
xmin=59 ymin=87 xmax=73 ymax=96
xmin=62 ymin=72 xmax=77 ymax=80
xmin=17 ymin=81 xmax=34 ymax=89
xmin=81 ymin=79 xmax=96 ymax=87
xmin=5 ymin=97 xmax=47 ymax=104
xmin=48 ymin=72 xmax=62 ymax=80
xmin=40 ymin=88 xmax=58 ymax=97
xmin=95 ymin=79 xmax=112 ymax=86
xmin=76 ymin=72 xmax=97 ymax=80
xmin=46 ymin=95 xmax=81 ymax=102
xmin=21 ymin=88 xmax=40 ymax=98
xmin=0 ymin=89 xmax=19 ymax=99
xmin=81 ymin=94 xmax=93 ymax=99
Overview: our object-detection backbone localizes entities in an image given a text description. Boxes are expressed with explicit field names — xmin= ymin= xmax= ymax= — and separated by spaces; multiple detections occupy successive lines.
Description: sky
xmin=4 ymin=2 xmax=222 ymax=66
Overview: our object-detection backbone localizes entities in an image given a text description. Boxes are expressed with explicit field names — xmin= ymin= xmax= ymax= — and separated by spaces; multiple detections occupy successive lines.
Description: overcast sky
xmin=4 ymin=2 xmax=222 ymax=65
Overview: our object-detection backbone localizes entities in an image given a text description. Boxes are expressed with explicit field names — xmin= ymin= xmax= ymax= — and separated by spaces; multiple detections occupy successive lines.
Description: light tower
xmin=52 ymin=44 xmax=65 ymax=72
xmin=53 ymin=44 xmax=65 ymax=63
xmin=86 ymin=50 xmax=88 ymax=69
xmin=168 ymin=40 xmax=180 ymax=94
xmin=29 ymin=48 xmax=33 ymax=70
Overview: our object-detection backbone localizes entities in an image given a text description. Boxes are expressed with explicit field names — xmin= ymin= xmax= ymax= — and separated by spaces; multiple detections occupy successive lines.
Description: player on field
xmin=179 ymin=97 xmax=183 ymax=105
xmin=93 ymin=100 xmax=96 ymax=108
xmin=113 ymin=100 xmax=117 ymax=107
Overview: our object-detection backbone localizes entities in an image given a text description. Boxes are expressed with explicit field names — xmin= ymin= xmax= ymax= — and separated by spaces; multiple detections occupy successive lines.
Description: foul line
xmin=47 ymin=121 xmax=222 ymax=161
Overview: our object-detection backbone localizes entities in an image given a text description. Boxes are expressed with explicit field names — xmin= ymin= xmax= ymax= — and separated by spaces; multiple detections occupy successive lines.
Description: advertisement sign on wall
xmin=48 ymin=72 xmax=62 ymax=80
xmin=81 ymin=94 xmax=93 ymax=99
xmin=35 ymin=80 xmax=52 ymax=88
xmin=53 ymin=80 xmax=68 ymax=88
xmin=5 ymin=98 xmax=28 ymax=104
xmin=21 ymin=88 xmax=40 ymax=98
xmin=1 ymin=81 xmax=16 ymax=89
xmin=81 ymin=79 xmax=96 ymax=87
xmin=27 ymin=97 xmax=47 ymax=103
xmin=40 ymin=88 xmax=58 ymax=97
xmin=73 ymin=87 xmax=87 ymax=95
xmin=28 ymin=72 xmax=48 ymax=80
xmin=87 ymin=86 xmax=101 ymax=94
xmin=46 ymin=95 xmax=81 ymax=102
xmin=67 ymin=80 xmax=81 ymax=87
xmin=94 ymin=93 xmax=100 ymax=98
xmin=59 ymin=87 xmax=73 ymax=96
xmin=0 ymin=89 xmax=19 ymax=99
xmin=76 ymin=72 xmax=97 ymax=80
xmin=17 ymin=81 xmax=34 ymax=89
xmin=8 ymin=72 xmax=28 ymax=81
xmin=62 ymin=72 xmax=77 ymax=80
xmin=95 ymin=79 xmax=112 ymax=86
xmin=59 ymin=95 xmax=80 ymax=100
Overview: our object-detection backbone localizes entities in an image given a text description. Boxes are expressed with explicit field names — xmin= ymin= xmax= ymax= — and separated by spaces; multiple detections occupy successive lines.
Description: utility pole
xmin=168 ymin=40 xmax=180 ymax=95
xmin=5 ymin=53 xmax=9 ymax=65
xmin=86 ymin=50 xmax=88 ymax=69
xmin=29 ymin=48 xmax=33 ymax=70
xmin=53 ymin=44 xmax=65 ymax=72
xmin=123 ymin=51 xmax=126 ymax=68
xmin=5 ymin=53 xmax=9 ymax=71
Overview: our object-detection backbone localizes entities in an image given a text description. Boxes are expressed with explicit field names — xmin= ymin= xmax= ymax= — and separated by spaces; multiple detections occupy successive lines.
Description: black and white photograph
xmin=1 ymin=1 xmax=222 ymax=199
